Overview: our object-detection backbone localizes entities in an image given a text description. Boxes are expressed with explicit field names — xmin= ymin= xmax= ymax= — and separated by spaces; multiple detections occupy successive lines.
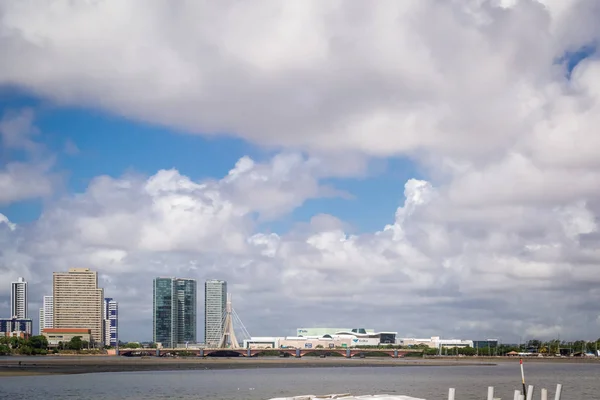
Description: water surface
xmin=1 ymin=362 xmax=597 ymax=399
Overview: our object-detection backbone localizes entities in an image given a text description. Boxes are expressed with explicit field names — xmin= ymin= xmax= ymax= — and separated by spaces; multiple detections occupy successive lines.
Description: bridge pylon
xmin=218 ymin=293 xmax=239 ymax=348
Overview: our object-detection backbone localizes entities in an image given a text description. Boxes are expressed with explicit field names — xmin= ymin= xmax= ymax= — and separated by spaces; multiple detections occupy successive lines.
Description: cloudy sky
xmin=1 ymin=0 xmax=600 ymax=343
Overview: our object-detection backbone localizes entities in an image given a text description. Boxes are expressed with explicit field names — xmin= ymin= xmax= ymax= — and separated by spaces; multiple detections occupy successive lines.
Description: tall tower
xmin=153 ymin=278 xmax=196 ymax=348
xmin=11 ymin=277 xmax=28 ymax=319
xmin=53 ymin=268 xmax=104 ymax=346
xmin=218 ymin=293 xmax=240 ymax=348
xmin=39 ymin=295 xmax=53 ymax=334
xmin=204 ymin=279 xmax=227 ymax=346
xmin=103 ymin=298 xmax=118 ymax=347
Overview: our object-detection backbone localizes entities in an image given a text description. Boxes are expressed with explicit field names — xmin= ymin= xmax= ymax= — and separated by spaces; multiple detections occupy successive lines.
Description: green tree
xmin=68 ymin=336 xmax=84 ymax=351
xmin=0 ymin=344 xmax=10 ymax=355
xmin=459 ymin=346 xmax=477 ymax=356
xmin=573 ymin=340 xmax=587 ymax=354
xmin=9 ymin=336 xmax=25 ymax=349
xmin=28 ymin=335 xmax=48 ymax=350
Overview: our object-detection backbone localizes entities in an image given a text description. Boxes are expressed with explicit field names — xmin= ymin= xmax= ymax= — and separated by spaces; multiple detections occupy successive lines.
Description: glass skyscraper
xmin=204 ymin=279 xmax=227 ymax=347
xmin=153 ymin=277 xmax=197 ymax=348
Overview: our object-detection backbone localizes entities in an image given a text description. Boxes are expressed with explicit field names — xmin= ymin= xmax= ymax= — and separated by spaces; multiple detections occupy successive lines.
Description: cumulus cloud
xmin=1 ymin=0 xmax=600 ymax=342
xmin=0 ymin=0 xmax=596 ymax=161
xmin=0 ymin=109 xmax=56 ymax=204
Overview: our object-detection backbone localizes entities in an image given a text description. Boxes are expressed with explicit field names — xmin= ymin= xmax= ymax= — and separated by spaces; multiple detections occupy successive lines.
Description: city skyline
xmin=1 ymin=271 xmax=599 ymax=344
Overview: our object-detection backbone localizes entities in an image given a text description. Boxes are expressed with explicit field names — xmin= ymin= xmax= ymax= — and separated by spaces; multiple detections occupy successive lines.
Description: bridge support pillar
xmin=247 ymin=348 xmax=251 ymax=357
xmin=394 ymin=349 xmax=399 ymax=358
xmin=156 ymin=349 xmax=160 ymax=357
xmin=199 ymin=349 xmax=204 ymax=358
xmin=346 ymin=349 xmax=351 ymax=358
xmin=295 ymin=349 xmax=301 ymax=358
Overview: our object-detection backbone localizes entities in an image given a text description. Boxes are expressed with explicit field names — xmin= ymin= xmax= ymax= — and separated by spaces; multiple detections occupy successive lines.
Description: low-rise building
xmin=0 ymin=330 xmax=30 ymax=339
xmin=400 ymin=336 xmax=473 ymax=349
xmin=243 ymin=337 xmax=279 ymax=349
xmin=296 ymin=327 xmax=374 ymax=337
xmin=243 ymin=330 xmax=398 ymax=349
xmin=42 ymin=328 xmax=92 ymax=347
xmin=280 ymin=336 xmax=354 ymax=349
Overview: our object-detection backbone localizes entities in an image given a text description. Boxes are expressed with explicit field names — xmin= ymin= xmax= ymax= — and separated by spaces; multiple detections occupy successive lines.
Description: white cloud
xmin=0 ymin=109 xmax=57 ymax=204
xmin=0 ymin=0 xmax=596 ymax=161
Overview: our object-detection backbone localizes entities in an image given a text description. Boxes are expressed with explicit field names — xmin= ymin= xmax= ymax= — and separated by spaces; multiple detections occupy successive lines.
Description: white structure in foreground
xmin=268 ymin=395 xmax=425 ymax=400
xmin=267 ymin=383 xmax=564 ymax=400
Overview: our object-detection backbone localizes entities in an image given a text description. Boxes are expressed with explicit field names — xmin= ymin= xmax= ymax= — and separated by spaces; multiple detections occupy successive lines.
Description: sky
xmin=1 ymin=0 xmax=600 ymax=343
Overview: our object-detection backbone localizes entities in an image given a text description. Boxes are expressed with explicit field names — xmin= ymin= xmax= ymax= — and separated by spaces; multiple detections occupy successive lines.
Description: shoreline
xmin=0 ymin=357 xmax=496 ymax=376
xmin=1 ymin=355 xmax=597 ymax=377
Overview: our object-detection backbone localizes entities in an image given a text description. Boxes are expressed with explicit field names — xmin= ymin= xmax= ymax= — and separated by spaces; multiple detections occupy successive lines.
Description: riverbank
xmin=3 ymin=355 xmax=598 ymax=377
xmin=0 ymin=357 xmax=496 ymax=376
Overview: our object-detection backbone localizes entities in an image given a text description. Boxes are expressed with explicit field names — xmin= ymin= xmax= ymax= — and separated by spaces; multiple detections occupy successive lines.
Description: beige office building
xmin=53 ymin=268 xmax=104 ymax=346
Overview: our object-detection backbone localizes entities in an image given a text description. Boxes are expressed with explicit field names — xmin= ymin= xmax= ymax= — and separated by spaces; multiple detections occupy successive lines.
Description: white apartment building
xmin=11 ymin=277 xmax=28 ymax=319
xmin=38 ymin=295 xmax=54 ymax=334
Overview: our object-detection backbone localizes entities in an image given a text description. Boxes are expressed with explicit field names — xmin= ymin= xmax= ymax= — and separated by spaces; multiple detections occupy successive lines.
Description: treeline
xmin=0 ymin=335 xmax=49 ymax=355
xmin=0 ymin=335 xmax=97 ymax=355
xmin=114 ymin=341 xmax=158 ymax=349
xmin=420 ymin=339 xmax=600 ymax=356
xmin=518 ymin=339 xmax=600 ymax=354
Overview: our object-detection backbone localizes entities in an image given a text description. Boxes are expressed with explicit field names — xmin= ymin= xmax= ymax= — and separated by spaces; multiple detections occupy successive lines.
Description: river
xmin=1 ymin=361 xmax=598 ymax=399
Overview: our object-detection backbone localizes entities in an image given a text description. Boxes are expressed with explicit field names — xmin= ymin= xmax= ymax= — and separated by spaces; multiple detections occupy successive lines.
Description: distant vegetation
xmin=0 ymin=335 xmax=104 ymax=355
xmin=420 ymin=339 xmax=600 ymax=357
xmin=0 ymin=335 xmax=49 ymax=355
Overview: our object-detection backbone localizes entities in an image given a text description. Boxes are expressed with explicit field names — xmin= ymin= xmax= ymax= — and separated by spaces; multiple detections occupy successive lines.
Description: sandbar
xmin=0 ymin=356 xmax=496 ymax=376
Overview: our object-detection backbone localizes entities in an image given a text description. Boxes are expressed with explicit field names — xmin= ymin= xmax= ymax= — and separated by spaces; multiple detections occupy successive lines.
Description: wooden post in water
xmin=541 ymin=388 xmax=548 ymax=400
xmin=526 ymin=385 xmax=534 ymax=400
xmin=448 ymin=387 xmax=455 ymax=400
xmin=554 ymin=384 xmax=562 ymax=400
xmin=514 ymin=389 xmax=521 ymax=400
xmin=487 ymin=386 xmax=494 ymax=400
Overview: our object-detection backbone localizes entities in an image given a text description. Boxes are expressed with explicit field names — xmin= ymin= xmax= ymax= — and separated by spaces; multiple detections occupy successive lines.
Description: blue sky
xmin=0 ymin=88 xmax=419 ymax=233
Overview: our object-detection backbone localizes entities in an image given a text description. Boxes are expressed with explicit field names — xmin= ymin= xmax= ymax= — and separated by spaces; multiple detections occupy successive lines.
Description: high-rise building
xmin=38 ymin=308 xmax=44 ymax=335
xmin=0 ymin=318 xmax=33 ymax=337
xmin=204 ymin=279 xmax=227 ymax=346
xmin=11 ymin=277 xmax=28 ymax=319
xmin=103 ymin=298 xmax=118 ymax=347
xmin=53 ymin=268 xmax=104 ymax=346
xmin=153 ymin=278 xmax=197 ymax=348
xmin=39 ymin=295 xmax=54 ymax=334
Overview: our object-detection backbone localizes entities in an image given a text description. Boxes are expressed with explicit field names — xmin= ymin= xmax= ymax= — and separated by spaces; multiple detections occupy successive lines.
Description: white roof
xmin=268 ymin=395 xmax=425 ymax=400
